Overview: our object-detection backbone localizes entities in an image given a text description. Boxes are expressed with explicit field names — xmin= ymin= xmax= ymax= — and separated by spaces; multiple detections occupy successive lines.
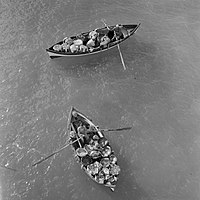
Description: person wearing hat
xmin=113 ymin=24 xmax=128 ymax=40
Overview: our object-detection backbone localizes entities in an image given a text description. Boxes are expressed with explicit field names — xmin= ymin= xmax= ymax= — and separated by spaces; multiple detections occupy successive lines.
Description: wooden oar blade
xmin=115 ymin=126 xmax=132 ymax=131
xmin=117 ymin=44 xmax=126 ymax=70
xmin=32 ymin=153 xmax=56 ymax=167
xmin=101 ymin=126 xmax=132 ymax=132
xmin=100 ymin=20 xmax=127 ymax=70
xmin=0 ymin=164 xmax=17 ymax=172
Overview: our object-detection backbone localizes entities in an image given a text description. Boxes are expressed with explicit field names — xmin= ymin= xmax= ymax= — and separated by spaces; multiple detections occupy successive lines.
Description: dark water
xmin=0 ymin=0 xmax=200 ymax=199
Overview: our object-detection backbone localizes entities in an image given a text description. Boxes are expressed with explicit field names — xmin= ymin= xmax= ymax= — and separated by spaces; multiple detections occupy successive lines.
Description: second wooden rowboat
xmin=68 ymin=107 xmax=121 ymax=191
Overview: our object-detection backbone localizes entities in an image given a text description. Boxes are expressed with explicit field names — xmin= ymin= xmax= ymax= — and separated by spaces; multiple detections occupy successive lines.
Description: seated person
xmin=77 ymin=124 xmax=90 ymax=144
xmin=113 ymin=24 xmax=128 ymax=40
xmin=87 ymin=38 xmax=95 ymax=49
xmin=62 ymin=37 xmax=84 ymax=53
xmin=107 ymin=29 xmax=115 ymax=41
xmin=69 ymin=130 xmax=79 ymax=149
xmin=87 ymin=29 xmax=100 ymax=49
xmin=73 ymin=39 xmax=83 ymax=46
xmin=63 ymin=37 xmax=74 ymax=45
xmin=81 ymin=155 xmax=93 ymax=167
xmin=62 ymin=37 xmax=73 ymax=52
xmin=76 ymin=147 xmax=88 ymax=157
xmin=71 ymin=39 xmax=85 ymax=53
xmin=100 ymin=35 xmax=110 ymax=47
xmin=79 ymin=44 xmax=88 ymax=53
xmin=63 ymin=37 xmax=70 ymax=43
xmin=70 ymin=44 xmax=79 ymax=53
xmin=62 ymin=42 xmax=71 ymax=52
xmin=88 ymin=29 xmax=98 ymax=39
xmin=77 ymin=124 xmax=86 ymax=141
xmin=53 ymin=44 xmax=63 ymax=51
xmin=76 ymin=33 xmax=89 ymax=45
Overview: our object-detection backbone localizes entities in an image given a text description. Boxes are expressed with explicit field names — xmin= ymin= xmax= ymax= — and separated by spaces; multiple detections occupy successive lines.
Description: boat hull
xmin=68 ymin=107 xmax=120 ymax=191
xmin=46 ymin=43 xmax=118 ymax=59
xmin=46 ymin=24 xmax=141 ymax=59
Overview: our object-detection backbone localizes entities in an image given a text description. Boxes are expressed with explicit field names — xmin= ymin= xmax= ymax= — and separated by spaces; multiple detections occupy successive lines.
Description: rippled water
xmin=0 ymin=0 xmax=200 ymax=200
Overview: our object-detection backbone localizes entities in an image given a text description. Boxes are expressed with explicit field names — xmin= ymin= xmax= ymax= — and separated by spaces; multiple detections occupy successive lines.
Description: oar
xmin=32 ymin=108 xmax=77 ymax=167
xmin=32 ymin=137 xmax=81 ymax=167
xmin=101 ymin=19 xmax=126 ymax=70
xmin=100 ymin=126 xmax=132 ymax=132
xmin=117 ymin=44 xmax=126 ymax=70
xmin=101 ymin=19 xmax=111 ymax=30
xmin=71 ymin=123 xmax=82 ymax=148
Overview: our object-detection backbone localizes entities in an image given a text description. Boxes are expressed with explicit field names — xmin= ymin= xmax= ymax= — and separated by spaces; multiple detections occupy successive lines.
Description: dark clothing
xmin=113 ymin=27 xmax=124 ymax=40
xmin=71 ymin=137 xmax=80 ymax=150
xmin=82 ymin=37 xmax=89 ymax=45
xmin=83 ymin=135 xmax=90 ymax=144
xmin=94 ymin=38 xmax=100 ymax=47
xmin=81 ymin=155 xmax=93 ymax=166
xmin=83 ymin=131 xmax=97 ymax=144
xmin=107 ymin=30 xmax=115 ymax=40
xmin=107 ymin=27 xmax=124 ymax=42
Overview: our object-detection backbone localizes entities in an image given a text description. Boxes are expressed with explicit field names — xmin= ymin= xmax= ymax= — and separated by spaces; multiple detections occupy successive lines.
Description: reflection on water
xmin=0 ymin=0 xmax=200 ymax=200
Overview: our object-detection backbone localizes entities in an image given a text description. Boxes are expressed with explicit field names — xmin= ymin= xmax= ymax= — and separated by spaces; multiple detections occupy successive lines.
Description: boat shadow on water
xmin=50 ymin=46 xmax=119 ymax=69
xmin=49 ymin=36 xmax=171 ymax=84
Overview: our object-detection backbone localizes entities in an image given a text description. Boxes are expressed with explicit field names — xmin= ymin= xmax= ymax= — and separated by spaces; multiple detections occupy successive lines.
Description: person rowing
xmin=105 ymin=24 xmax=128 ymax=41
xmin=77 ymin=123 xmax=91 ymax=144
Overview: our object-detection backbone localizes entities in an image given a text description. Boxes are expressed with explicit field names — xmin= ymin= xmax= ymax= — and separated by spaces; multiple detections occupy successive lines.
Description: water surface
xmin=0 ymin=0 xmax=200 ymax=200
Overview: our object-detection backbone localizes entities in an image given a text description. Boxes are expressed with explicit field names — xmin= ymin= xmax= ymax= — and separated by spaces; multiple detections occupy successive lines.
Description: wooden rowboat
xmin=68 ymin=107 xmax=121 ymax=191
xmin=46 ymin=23 xmax=141 ymax=59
